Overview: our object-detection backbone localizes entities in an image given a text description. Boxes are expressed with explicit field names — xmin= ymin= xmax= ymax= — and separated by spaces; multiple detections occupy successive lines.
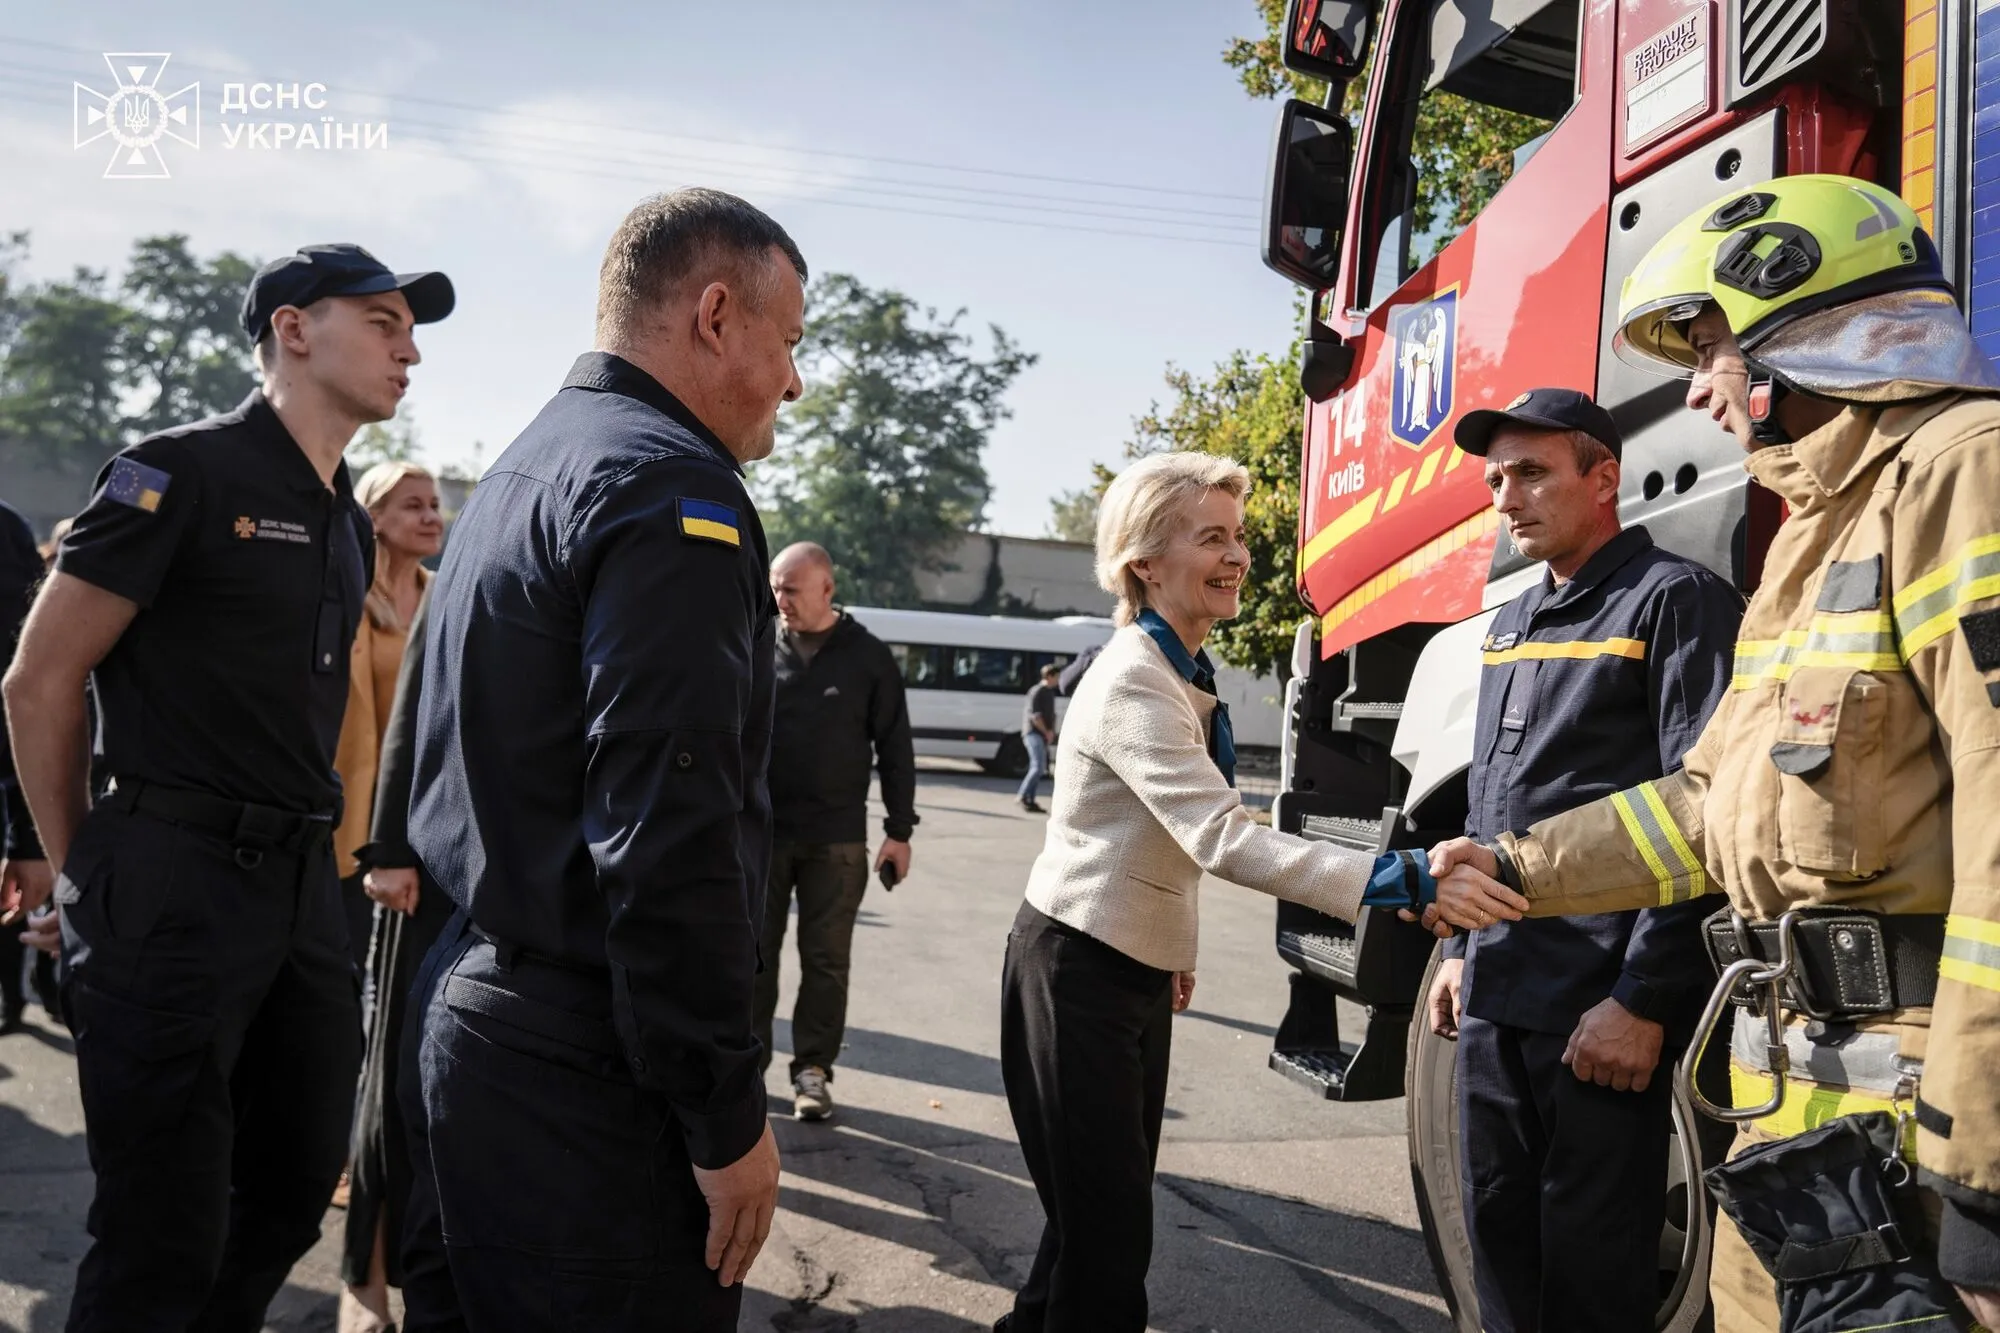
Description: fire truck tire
xmin=1404 ymin=948 xmax=1714 ymax=1332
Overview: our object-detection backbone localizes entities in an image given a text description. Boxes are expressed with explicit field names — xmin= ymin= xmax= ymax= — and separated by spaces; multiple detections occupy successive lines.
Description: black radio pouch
xmin=1704 ymin=1112 xmax=1973 ymax=1332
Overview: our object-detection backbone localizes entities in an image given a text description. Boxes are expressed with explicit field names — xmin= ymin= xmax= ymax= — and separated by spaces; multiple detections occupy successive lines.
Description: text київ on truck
xmin=1254 ymin=0 xmax=1996 ymax=1327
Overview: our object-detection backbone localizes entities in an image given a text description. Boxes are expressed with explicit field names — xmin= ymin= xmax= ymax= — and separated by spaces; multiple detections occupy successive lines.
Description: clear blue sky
xmin=1 ymin=3 xmax=1299 ymax=535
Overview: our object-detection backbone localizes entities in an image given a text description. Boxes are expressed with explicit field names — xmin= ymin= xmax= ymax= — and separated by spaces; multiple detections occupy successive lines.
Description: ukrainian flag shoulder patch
xmin=677 ymin=497 xmax=742 ymax=548
xmin=103 ymin=456 xmax=171 ymax=513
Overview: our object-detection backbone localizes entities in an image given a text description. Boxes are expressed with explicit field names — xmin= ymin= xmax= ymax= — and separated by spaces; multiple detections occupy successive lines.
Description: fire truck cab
xmin=1257 ymin=0 xmax=1992 ymax=1325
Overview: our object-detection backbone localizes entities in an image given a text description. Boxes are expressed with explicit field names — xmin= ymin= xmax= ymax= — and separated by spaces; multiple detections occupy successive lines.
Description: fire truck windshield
xmin=1357 ymin=0 xmax=1579 ymax=306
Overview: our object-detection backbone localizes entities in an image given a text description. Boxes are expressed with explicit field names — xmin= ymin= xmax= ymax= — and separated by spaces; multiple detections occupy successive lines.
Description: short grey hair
xmin=595 ymin=188 xmax=808 ymax=344
xmin=1095 ymin=452 xmax=1251 ymax=627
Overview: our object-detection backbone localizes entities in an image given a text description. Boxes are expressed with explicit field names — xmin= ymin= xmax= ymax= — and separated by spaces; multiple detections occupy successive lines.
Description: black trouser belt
xmin=1702 ymin=907 xmax=1943 ymax=1020
xmin=107 ymin=779 xmax=335 ymax=855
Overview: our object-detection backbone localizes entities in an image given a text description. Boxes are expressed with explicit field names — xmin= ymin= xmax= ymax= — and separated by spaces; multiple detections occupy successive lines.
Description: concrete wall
xmin=914 ymin=532 xmax=1114 ymax=619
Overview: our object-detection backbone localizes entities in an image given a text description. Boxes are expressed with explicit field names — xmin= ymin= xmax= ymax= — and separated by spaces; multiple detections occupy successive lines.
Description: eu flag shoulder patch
xmin=103 ymin=457 xmax=171 ymax=513
xmin=677 ymin=497 xmax=741 ymax=548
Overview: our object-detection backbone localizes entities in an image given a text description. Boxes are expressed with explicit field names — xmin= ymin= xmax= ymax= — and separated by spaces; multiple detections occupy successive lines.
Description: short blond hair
xmin=1095 ymin=452 xmax=1251 ymax=627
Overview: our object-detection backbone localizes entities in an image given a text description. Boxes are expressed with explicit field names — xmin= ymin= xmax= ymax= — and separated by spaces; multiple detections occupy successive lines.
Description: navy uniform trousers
xmin=58 ymin=802 xmax=361 ymax=1332
xmin=412 ymin=925 xmax=741 ymax=1331
xmin=1457 ymin=1013 xmax=1676 ymax=1333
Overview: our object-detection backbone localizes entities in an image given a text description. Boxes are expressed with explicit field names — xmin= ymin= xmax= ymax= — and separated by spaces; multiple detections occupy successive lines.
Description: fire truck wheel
xmin=1403 ymin=948 xmax=1715 ymax=1332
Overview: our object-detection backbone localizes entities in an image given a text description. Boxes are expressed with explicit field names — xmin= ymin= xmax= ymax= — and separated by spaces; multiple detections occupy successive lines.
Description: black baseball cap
xmin=240 ymin=243 xmax=455 ymax=343
xmin=1452 ymin=387 xmax=1623 ymax=460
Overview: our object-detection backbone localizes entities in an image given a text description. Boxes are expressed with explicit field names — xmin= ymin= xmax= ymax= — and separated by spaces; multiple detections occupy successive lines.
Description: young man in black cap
xmin=1432 ymin=388 xmax=1741 ymax=1331
xmin=1 ymin=243 xmax=452 ymax=1331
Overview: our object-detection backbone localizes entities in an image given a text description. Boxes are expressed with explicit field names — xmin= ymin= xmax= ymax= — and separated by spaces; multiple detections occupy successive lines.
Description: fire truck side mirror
xmin=1261 ymin=99 xmax=1353 ymax=293
xmin=1280 ymin=0 xmax=1376 ymax=85
xmin=1299 ymin=328 xmax=1355 ymax=402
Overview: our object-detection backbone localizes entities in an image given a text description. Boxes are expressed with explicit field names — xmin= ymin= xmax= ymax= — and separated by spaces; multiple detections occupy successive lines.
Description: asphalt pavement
xmin=0 ymin=763 xmax=1450 ymax=1332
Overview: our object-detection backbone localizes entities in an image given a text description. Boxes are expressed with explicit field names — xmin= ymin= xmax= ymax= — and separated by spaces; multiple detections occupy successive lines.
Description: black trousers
xmin=753 ymin=839 xmax=869 ymax=1080
xmin=417 ymin=928 xmax=742 ymax=1331
xmin=57 ymin=804 xmax=361 ymax=1333
xmin=397 ymin=911 xmax=469 ymax=1333
xmin=341 ymin=872 xmax=455 ymax=1289
xmin=1000 ymin=901 xmax=1173 ymax=1333
xmin=1457 ymin=1013 xmax=1675 ymax=1333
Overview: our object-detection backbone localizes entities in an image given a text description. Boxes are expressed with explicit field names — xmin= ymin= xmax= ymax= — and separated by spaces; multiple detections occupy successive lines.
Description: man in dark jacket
xmin=0 ymin=499 xmax=47 ymax=1032
xmin=757 ymin=541 xmax=916 ymax=1121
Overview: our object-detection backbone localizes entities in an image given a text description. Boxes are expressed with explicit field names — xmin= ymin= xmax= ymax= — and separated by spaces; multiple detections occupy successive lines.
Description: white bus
xmin=847 ymin=606 xmax=1286 ymax=777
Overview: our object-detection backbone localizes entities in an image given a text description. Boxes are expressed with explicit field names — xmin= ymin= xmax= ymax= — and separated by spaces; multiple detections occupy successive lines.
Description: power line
xmin=0 ymin=86 xmax=1249 ymax=249
xmin=0 ymin=68 xmax=1259 ymax=246
xmin=0 ymin=62 xmax=1258 ymax=232
xmin=0 ymin=34 xmax=1261 ymax=204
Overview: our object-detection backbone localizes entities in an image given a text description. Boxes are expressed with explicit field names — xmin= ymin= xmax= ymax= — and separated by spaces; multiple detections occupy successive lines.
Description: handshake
xmin=1373 ymin=839 xmax=1533 ymax=936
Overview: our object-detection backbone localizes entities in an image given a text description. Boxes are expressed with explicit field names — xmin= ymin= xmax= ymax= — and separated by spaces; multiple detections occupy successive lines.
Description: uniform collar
xmin=1537 ymin=525 xmax=1653 ymax=614
xmin=243 ymin=390 xmax=355 ymax=498
xmin=561 ymin=351 xmax=742 ymax=475
xmin=1743 ymin=395 xmax=1961 ymax=508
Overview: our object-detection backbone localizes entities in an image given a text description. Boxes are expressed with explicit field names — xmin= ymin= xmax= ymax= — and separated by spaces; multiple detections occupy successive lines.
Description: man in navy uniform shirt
xmin=1433 ymin=389 xmax=1742 ymax=1331
xmin=1 ymin=244 xmax=453 ymax=1330
xmin=407 ymin=188 xmax=802 ymax=1329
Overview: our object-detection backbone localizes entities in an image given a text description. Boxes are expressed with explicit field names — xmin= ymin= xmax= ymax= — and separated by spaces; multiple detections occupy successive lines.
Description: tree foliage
xmin=1223 ymin=0 xmax=1553 ymax=255
xmin=1045 ymin=473 xmax=1110 ymax=544
xmin=1127 ymin=348 xmax=1308 ymax=680
xmin=758 ymin=273 xmax=1035 ymax=608
xmin=0 ymin=233 xmax=259 ymax=471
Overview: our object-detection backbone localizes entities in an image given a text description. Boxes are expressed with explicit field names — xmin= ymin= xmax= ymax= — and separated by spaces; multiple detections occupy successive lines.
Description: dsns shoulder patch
xmin=677 ymin=497 xmax=742 ymax=548
xmin=103 ymin=457 xmax=172 ymax=513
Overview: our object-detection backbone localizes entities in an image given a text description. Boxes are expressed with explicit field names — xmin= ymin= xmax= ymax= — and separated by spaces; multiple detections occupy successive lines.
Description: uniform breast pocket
xmin=1770 ymin=667 xmax=1887 ymax=879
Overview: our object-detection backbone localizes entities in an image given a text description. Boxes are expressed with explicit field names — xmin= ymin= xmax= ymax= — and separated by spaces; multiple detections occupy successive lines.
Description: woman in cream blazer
xmin=996 ymin=452 xmax=1378 ymax=1333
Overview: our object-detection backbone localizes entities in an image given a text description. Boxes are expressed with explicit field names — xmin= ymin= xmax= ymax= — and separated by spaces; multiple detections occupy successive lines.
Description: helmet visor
xmin=1612 ymin=294 xmax=1710 ymax=377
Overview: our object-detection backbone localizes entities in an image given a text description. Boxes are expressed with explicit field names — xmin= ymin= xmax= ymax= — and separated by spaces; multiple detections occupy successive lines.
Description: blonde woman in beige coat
xmin=996 ymin=452 xmax=1387 ymax=1333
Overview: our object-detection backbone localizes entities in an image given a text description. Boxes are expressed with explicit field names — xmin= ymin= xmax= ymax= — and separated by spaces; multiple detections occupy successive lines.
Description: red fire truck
xmin=1256 ymin=0 xmax=1996 ymax=1326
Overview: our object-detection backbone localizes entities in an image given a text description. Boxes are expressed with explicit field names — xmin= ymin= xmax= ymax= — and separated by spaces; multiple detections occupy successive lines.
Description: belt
xmin=1702 ymin=907 xmax=1942 ymax=1020
xmin=1683 ymin=908 xmax=1939 ymax=1125
xmin=106 ymin=779 xmax=335 ymax=865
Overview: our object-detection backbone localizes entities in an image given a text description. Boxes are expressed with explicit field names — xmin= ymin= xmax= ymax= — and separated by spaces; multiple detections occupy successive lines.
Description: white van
xmin=844 ymin=607 xmax=1110 ymax=777
xmin=846 ymin=606 xmax=1286 ymax=776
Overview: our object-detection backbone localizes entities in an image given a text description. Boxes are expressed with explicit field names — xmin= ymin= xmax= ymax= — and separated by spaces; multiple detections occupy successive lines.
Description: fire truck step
xmin=1296 ymin=815 xmax=1387 ymax=854
xmin=1276 ymin=927 xmax=1360 ymax=987
xmin=1269 ymin=1047 xmax=1356 ymax=1099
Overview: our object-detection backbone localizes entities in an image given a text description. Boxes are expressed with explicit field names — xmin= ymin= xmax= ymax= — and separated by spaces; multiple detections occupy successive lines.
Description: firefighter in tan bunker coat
xmin=1421 ymin=175 xmax=2000 ymax=1331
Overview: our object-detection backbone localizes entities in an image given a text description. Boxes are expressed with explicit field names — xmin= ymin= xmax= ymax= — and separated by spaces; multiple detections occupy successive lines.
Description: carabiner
xmin=1678 ymin=912 xmax=1800 ymax=1123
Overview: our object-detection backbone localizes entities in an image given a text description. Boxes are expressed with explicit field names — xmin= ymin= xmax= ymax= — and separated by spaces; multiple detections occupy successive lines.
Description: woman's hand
xmin=363 ymin=866 xmax=420 ymax=917
xmin=1171 ymin=971 xmax=1196 ymax=1013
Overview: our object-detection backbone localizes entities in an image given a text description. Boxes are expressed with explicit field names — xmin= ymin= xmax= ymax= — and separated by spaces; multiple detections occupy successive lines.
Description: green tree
xmin=0 ymin=234 xmax=259 ymax=472
xmin=1223 ymin=0 xmax=1553 ymax=255
xmin=759 ymin=273 xmax=1035 ymax=608
xmin=1045 ymin=475 xmax=1109 ymax=544
xmin=1127 ymin=348 xmax=1309 ymax=680
xmin=120 ymin=234 xmax=259 ymax=437
xmin=0 ymin=265 xmax=132 ymax=471
xmin=348 ymin=416 xmax=424 ymax=472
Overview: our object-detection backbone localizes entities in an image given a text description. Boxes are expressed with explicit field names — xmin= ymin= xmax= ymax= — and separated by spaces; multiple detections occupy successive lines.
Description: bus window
xmin=950 ymin=647 xmax=1033 ymax=694
xmin=1355 ymin=0 xmax=1581 ymax=307
xmin=891 ymin=642 xmax=945 ymax=689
